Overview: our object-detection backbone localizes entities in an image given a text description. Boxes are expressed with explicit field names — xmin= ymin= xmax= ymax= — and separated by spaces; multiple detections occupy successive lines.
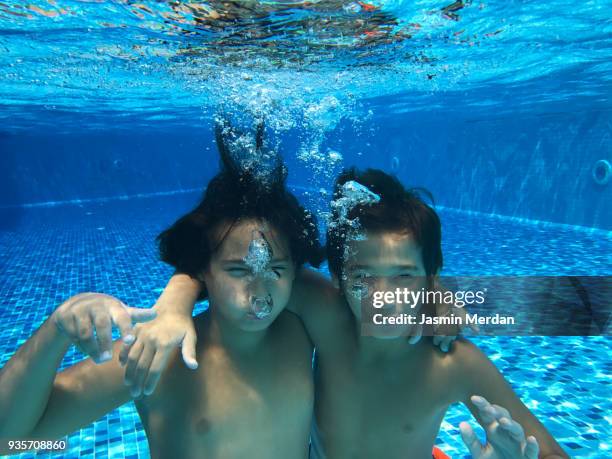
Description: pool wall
xmin=1 ymin=107 xmax=610 ymax=230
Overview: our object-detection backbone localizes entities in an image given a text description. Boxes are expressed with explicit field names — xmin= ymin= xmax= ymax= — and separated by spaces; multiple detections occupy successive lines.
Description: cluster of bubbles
xmin=243 ymin=230 xmax=277 ymax=280
xmin=327 ymin=180 xmax=381 ymax=295
xmin=330 ymin=180 xmax=381 ymax=230
xmin=201 ymin=68 xmax=376 ymax=218
xmin=215 ymin=114 xmax=283 ymax=188
xmin=243 ymin=230 xmax=278 ymax=319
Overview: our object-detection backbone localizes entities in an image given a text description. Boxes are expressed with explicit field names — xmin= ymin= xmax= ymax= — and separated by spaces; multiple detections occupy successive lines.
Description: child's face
xmin=340 ymin=230 xmax=428 ymax=339
xmin=202 ymin=219 xmax=296 ymax=331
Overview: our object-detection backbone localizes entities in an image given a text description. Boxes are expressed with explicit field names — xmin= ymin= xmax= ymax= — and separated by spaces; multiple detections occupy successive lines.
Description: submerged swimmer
xmin=135 ymin=168 xmax=569 ymax=458
xmin=0 ymin=121 xmax=323 ymax=458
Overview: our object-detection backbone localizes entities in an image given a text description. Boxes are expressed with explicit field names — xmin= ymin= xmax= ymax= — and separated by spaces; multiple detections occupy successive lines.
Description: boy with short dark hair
xmin=307 ymin=167 xmax=567 ymax=458
xmin=0 ymin=121 xmax=322 ymax=458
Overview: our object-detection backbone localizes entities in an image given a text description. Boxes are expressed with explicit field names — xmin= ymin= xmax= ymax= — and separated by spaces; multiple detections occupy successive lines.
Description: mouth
xmin=246 ymin=312 xmax=267 ymax=321
xmin=248 ymin=293 xmax=273 ymax=320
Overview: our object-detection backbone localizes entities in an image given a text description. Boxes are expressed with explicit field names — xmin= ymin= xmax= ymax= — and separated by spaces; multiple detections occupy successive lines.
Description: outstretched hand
xmin=460 ymin=395 xmax=540 ymax=459
xmin=119 ymin=311 xmax=198 ymax=397
xmin=53 ymin=292 xmax=157 ymax=364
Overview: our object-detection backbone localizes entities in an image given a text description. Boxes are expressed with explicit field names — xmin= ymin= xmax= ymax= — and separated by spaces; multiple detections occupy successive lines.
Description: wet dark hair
xmin=157 ymin=119 xmax=323 ymax=298
xmin=326 ymin=167 xmax=442 ymax=281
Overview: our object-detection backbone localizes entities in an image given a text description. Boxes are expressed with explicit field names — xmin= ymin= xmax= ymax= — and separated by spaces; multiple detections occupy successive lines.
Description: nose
xmin=248 ymin=276 xmax=269 ymax=298
xmin=371 ymin=276 xmax=393 ymax=293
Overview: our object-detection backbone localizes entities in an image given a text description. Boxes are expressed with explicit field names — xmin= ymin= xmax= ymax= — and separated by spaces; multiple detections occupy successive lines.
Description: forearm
xmin=153 ymin=272 xmax=201 ymax=316
xmin=0 ymin=317 xmax=71 ymax=438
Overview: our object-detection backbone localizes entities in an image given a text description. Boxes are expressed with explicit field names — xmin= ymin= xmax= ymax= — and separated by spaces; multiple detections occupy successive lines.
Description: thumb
xmin=459 ymin=421 xmax=483 ymax=458
xmin=126 ymin=307 xmax=157 ymax=323
xmin=181 ymin=330 xmax=198 ymax=370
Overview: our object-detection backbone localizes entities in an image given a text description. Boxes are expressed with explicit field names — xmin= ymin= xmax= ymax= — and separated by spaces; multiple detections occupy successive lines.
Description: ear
xmin=331 ymin=273 xmax=340 ymax=289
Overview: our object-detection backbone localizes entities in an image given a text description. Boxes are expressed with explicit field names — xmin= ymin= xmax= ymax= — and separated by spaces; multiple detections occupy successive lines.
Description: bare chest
xmin=138 ymin=342 xmax=314 ymax=458
xmin=314 ymin=353 xmax=451 ymax=459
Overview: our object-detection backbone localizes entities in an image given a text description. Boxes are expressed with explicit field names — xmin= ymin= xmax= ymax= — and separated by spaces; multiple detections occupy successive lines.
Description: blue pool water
xmin=0 ymin=193 xmax=610 ymax=458
xmin=1 ymin=0 xmax=611 ymax=458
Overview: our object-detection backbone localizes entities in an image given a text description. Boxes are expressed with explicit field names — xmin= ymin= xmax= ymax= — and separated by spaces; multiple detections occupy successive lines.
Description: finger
xmin=119 ymin=340 xmax=133 ymax=367
xmin=441 ymin=336 xmax=456 ymax=353
xmin=499 ymin=417 xmax=525 ymax=443
xmin=408 ymin=323 xmax=422 ymax=345
xmin=127 ymin=307 xmax=157 ymax=323
xmin=491 ymin=404 xmax=512 ymax=420
xmin=92 ymin=310 xmax=113 ymax=362
xmin=132 ymin=345 xmax=155 ymax=398
xmin=55 ymin=311 xmax=77 ymax=337
xmin=144 ymin=348 xmax=172 ymax=395
xmin=75 ymin=314 xmax=100 ymax=362
xmin=124 ymin=340 xmax=144 ymax=388
xmin=432 ymin=335 xmax=447 ymax=352
xmin=181 ymin=330 xmax=199 ymax=370
xmin=444 ymin=336 xmax=457 ymax=352
xmin=524 ymin=436 xmax=540 ymax=459
xmin=459 ymin=421 xmax=483 ymax=458
xmin=471 ymin=395 xmax=497 ymax=424
xmin=110 ymin=305 xmax=136 ymax=343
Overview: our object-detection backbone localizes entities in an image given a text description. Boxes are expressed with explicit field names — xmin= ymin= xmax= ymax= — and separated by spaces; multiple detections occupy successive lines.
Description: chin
xmin=239 ymin=314 xmax=276 ymax=331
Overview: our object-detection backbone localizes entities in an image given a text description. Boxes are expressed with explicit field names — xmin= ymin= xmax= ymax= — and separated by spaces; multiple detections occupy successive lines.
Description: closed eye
xmin=271 ymin=266 xmax=287 ymax=278
xmin=227 ymin=267 xmax=249 ymax=277
xmin=352 ymin=272 xmax=372 ymax=281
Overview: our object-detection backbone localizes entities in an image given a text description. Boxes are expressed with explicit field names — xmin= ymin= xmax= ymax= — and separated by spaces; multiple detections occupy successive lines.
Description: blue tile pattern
xmin=0 ymin=192 xmax=610 ymax=458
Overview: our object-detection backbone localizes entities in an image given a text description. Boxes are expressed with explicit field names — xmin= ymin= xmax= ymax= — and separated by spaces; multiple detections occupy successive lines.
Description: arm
xmin=25 ymin=339 xmax=130 ymax=441
xmin=453 ymin=339 xmax=568 ymax=459
xmin=285 ymin=268 xmax=353 ymax=353
xmin=0 ymin=294 xmax=153 ymax=453
xmin=0 ymin=315 xmax=73 ymax=441
xmin=152 ymin=272 xmax=202 ymax=317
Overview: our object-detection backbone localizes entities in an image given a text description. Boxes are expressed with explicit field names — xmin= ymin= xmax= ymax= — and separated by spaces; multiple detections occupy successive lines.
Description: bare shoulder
xmin=446 ymin=337 xmax=487 ymax=366
xmin=288 ymin=268 xmax=353 ymax=350
xmin=291 ymin=269 xmax=339 ymax=307
xmin=273 ymin=309 xmax=311 ymax=337
xmin=437 ymin=338 xmax=500 ymax=401
xmin=291 ymin=269 xmax=346 ymax=318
